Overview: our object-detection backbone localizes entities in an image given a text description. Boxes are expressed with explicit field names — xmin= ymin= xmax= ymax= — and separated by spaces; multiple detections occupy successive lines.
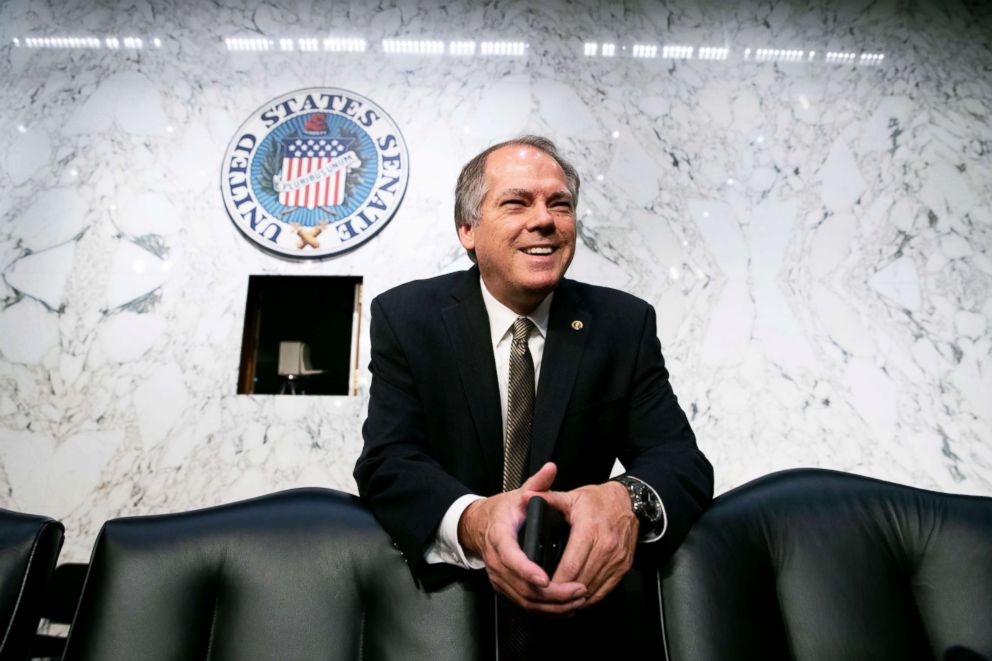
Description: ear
xmin=457 ymin=223 xmax=476 ymax=252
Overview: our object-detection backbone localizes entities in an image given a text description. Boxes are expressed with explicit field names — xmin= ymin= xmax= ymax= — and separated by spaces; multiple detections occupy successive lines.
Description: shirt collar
xmin=479 ymin=276 xmax=553 ymax=346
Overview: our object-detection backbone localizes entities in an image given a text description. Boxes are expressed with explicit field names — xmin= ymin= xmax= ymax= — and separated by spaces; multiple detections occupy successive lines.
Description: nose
xmin=528 ymin=201 xmax=555 ymax=232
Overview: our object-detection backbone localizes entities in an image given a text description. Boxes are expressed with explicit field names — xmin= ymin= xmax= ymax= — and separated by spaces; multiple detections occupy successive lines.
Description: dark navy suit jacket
xmin=354 ymin=266 xmax=713 ymax=587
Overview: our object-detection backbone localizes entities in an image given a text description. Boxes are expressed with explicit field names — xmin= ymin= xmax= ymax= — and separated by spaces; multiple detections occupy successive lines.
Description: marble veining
xmin=0 ymin=0 xmax=989 ymax=561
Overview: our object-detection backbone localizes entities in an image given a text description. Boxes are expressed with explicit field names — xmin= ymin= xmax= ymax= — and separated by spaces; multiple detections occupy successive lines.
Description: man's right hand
xmin=457 ymin=462 xmax=589 ymax=614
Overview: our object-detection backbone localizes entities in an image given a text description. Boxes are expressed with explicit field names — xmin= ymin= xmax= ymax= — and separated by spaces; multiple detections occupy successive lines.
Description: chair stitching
xmin=654 ymin=566 xmax=671 ymax=661
xmin=203 ymin=582 xmax=221 ymax=661
xmin=357 ymin=611 xmax=366 ymax=661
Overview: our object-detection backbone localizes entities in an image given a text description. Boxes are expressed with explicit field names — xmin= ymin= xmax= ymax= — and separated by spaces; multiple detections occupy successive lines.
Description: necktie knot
xmin=511 ymin=317 xmax=534 ymax=344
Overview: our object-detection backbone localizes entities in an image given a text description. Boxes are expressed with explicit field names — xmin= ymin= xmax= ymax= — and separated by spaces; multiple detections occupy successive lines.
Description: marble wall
xmin=1 ymin=0 xmax=990 ymax=561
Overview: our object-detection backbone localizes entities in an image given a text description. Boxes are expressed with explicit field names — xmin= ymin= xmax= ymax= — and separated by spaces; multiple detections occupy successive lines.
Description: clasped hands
xmin=457 ymin=462 xmax=638 ymax=614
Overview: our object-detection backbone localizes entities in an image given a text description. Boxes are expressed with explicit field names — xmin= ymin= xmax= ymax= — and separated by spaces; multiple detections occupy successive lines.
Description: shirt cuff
xmin=621 ymin=474 xmax=668 ymax=543
xmin=423 ymin=493 xmax=487 ymax=569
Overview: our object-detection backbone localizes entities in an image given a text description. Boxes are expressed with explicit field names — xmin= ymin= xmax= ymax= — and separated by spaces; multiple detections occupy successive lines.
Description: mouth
xmin=521 ymin=246 xmax=556 ymax=256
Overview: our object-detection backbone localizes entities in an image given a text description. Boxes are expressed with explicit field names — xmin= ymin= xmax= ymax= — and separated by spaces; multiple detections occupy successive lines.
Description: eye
xmin=502 ymin=199 xmax=525 ymax=207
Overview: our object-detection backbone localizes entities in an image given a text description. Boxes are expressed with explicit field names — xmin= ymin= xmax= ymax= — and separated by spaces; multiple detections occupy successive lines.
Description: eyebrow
xmin=496 ymin=188 xmax=573 ymax=202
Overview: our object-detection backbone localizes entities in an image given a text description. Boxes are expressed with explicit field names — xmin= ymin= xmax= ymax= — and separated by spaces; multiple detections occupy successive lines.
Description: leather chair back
xmin=0 ymin=508 xmax=63 ymax=661
xmin=660 ymin=469 xmax=992 ymax=661
xmin=62 ymin=488 xmax=486 ymax=661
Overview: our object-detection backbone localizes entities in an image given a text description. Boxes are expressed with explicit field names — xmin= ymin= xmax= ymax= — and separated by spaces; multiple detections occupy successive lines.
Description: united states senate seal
xmin=221 ymin=88 xmax=409 ymax=258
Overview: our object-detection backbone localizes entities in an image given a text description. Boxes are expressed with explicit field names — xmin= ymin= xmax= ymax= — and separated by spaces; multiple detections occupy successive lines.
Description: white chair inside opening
xmin=277 ymin=341 xmax=325 ymax=394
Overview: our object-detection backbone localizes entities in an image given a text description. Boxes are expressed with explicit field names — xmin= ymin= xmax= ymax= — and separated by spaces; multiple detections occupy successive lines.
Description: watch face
xmin=641 ymin=496 xmax=660 ymax=522
xmin=632 ymin=483 xmax=659 ymax=523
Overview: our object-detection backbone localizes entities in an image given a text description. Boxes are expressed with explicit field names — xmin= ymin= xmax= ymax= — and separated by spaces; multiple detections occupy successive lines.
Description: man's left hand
xmin=542 ymin=481 xmax=638 ymax=607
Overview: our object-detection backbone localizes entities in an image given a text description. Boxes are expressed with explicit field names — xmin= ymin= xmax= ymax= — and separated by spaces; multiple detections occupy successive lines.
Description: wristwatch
xmin=611 ymin=475 xmax=663 ymax=537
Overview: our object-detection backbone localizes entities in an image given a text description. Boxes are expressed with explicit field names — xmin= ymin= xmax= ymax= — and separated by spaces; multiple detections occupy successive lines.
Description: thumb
xmin=539 ymin=489 xmax=574 ymax=519
xmin=521 ymin=462 xmax=557 ymax=492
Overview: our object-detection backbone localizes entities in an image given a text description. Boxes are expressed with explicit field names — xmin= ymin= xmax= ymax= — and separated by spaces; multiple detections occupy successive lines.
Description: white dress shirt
xmin=424 ymin=277 xmax=664 ymax=569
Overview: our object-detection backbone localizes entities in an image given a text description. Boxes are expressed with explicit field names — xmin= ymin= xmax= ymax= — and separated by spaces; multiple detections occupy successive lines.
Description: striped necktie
xmin=503 ymin=317 xmax=535 ymax=491
xmin=499 ymin=317 xmax=537 ymax=660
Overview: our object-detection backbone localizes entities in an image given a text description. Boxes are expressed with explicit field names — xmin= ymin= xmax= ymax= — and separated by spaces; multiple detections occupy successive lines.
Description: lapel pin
xmin=571 ymin=320 xmax=584 ymax=330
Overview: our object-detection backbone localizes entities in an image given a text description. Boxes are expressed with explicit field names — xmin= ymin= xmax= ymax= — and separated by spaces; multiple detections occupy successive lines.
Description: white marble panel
xmin=5 ymin=242 xmax=75 ymax=309
xmin=105 ymin=240 xmax=172 ymax=309
xmin=64 ymin=72 xmax=171 ymax=136
xmin=132 ymin=362 xmax=189 ymax=450
xmin=0 ymin=429 xmax=122 ymax=519
xmin=8 ymin=188 xmax=86 ymax=252
xmin=6 ymin=126 xmax=52 ymax=187
xmin=98 ymin=311 xmax=167 ymax=362
xmin=869 ymin=257 xmax=921 ymax=311
xmin=0 ymin=298 xmax=60 ymax=364
xmin=819 ymin=136 xmax=867 ymax=213
xmin=116 ymin=192 xmax=181 ymax=237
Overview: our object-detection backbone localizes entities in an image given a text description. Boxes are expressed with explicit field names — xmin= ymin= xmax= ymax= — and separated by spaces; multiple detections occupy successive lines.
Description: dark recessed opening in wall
xmin=238 ymin=275 xmax=363 ymax=396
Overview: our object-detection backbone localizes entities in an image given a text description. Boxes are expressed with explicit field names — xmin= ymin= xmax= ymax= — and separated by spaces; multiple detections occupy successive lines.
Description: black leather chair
xmin=0 ymin=508 xmax=63 ymax=661
xmin=61 ymin=488 xmax=487 ymax=661
xmin=659 ymin=468 xmax=992 ymax=661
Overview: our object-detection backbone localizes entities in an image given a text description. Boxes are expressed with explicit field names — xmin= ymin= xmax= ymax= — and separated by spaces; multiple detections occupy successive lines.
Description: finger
xmin=520 ymin=462 xmax=557 ymax=492
xmin=483 ymin=498 xmax=547 ymax=584
xmin=538 ymin=489 xmax=573 ymax=519
xmin=584 ymin=568 xmax=625 ymax=607
xmin=579 ymin=522 xmax=637 ymax=605
xmin=500 ymin=588 xmax=588 ymax=614
xmin=490 ymin=574 xmax=588 ymax=613
xmin=487 ymin=556 xmax=587 ymax=605
xmin=537 ymin=490 xmax=579 ymax=580
xmin=550 ymin=523 xmax=594 ymax=584
xmin=581 ymin=544 xmax=630 ymax=603
xmin=583 ymin=536 xmax=635 ymax=606
xmin=521 ymin=597 xmax=588 ymax=615
xmin=488 ymin=540 xmax=587 ymax=602
xmin=495 ymin=533 xmax=552 ymax=587
xmin=502 ymin=577 xmax=588 ymax=607
xmin=523 ymin=578 xmax=588 ymax=603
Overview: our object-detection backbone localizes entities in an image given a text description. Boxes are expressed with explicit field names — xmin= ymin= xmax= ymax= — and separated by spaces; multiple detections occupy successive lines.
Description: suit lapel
xmin=441 ymin=269 xmax=504 ymax=494
xmin=531 ymin=279 xmax=590 ymax=474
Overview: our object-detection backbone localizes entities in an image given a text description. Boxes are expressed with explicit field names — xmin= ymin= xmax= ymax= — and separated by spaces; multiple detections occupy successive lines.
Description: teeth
xmin=524 ymin=247 xmax=553 ymax=255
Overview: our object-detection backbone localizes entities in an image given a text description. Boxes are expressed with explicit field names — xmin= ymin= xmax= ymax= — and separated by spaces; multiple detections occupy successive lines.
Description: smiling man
xmin=457 ymin=142 xmax=577 ymax=315
xmin=355 ymin=136 xmax=712 ymax=658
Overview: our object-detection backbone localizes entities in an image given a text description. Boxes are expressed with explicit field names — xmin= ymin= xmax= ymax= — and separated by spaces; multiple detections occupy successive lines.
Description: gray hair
xmin=454 ymin=135 xmax=581 ymax=261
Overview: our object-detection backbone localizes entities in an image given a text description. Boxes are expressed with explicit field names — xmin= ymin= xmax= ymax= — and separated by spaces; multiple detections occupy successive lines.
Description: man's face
xmin=458 ymin=144 xmax=577 ymax=314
